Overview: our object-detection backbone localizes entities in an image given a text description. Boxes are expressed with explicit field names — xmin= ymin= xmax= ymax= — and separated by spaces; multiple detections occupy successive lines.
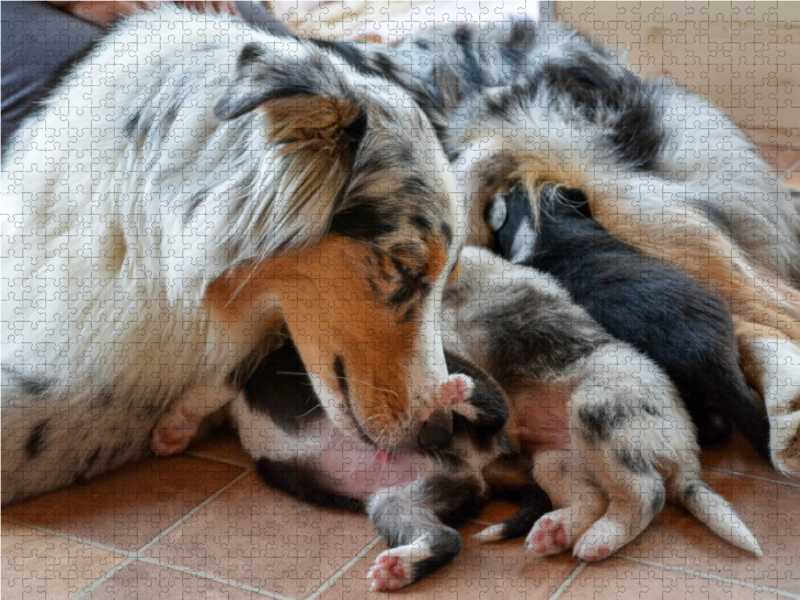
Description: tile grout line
xmin=70 ymin=557 xmax=137 ymax=600
xmin=707 ymin=466 xmax=800 ymax=490
xmin=137 ymin=556 xmax=297 ymax=600
xmin=186 ymin=450 xmax=254 ymax=469
xmin=546 ymin=561 xmax=587 ymax=600
xmin=617 ymin=555 xmax=800 ymax=599
xmin=66 ymin=467 xmax=253 ymax=599
xmin=1 ymin=518 xmax=136 ymax=558
xmin=135 ymin=466 xmax=252 ymax=556
xmin=304 ymin=535 xmax=384 ymax=600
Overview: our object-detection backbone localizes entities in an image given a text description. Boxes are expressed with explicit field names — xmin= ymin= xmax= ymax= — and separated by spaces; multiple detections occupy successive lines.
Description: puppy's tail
xmin=673 ymin=478 xmax=763 ymax=557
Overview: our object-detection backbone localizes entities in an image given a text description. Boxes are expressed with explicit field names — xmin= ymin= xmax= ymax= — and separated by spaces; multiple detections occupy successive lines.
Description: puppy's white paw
xmin=573 ymin=519 xmax=625 ymax=562
xmin=151 ymin=407 xmax=199 ymax=456
xmin=368 ymin=549 xmax=415 ymax=591
xmin=771 ymin=410 xmax=800 ymax=476
xmin=526 ymin=510 xmax=574 ymax=557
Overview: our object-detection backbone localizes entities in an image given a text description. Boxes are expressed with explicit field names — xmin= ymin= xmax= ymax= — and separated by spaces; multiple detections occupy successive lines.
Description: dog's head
xmin=209 ymin=35 xmax=470 ymax=451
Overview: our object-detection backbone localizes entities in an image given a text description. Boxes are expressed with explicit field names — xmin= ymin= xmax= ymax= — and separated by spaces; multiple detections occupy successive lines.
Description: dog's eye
xmin=333 ymin=354 xmax=349 ymax=398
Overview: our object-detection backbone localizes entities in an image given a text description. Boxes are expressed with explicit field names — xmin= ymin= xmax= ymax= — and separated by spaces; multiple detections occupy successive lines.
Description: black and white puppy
xmin=233 ymin=336 xmax=550 ymax=591
xmin=488 ymin=182 xmax=771 ymax=455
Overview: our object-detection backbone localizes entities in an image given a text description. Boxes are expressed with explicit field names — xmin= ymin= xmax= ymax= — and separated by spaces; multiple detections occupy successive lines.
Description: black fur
xmin=494 ymin=183 xmax=771 ymax=457
xmin=25 ymin=419 xmax=49 ymax=460
xmin=242 ymin=340 xmax=322 ymax=433
xmin=256 ymin=457 xmax=365 ymax=513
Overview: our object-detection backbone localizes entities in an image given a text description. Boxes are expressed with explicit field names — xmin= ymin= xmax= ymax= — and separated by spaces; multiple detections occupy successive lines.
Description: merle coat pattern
xmin=1 ymin=6 xmax=470 ymax=504
xmin=341 ymin=19 xmax=800 ymax=476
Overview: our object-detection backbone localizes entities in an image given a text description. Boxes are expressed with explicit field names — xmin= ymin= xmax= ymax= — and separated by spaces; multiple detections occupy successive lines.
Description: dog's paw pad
xmin=526 ymin=512 xmax=573 ymax=557
xmin=151 ymin=407 xmax=198 ymax=457
xmin=368 ymin=553 xmax=412 ymax=591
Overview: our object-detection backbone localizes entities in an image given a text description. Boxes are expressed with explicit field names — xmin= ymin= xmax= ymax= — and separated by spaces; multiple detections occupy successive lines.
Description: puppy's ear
xmin=215 ymin=41 xmax=368 ymax=152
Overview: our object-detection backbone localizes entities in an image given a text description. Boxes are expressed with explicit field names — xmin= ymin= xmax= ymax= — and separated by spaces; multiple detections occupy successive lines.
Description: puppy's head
xmin=211 ymin=35 xmax=470 ymax=450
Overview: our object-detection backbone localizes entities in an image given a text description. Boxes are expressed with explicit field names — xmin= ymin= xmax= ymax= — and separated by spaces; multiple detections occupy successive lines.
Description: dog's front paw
xmin=151 ymin=407 xmax=199 ymax=456
xmin=368 ymin=549 xmax=416 ymax=591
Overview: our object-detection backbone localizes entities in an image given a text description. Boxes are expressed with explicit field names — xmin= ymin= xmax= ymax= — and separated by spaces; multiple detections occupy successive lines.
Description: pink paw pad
xmin=438 ymin=374 xmax=474 ymax=407
xmin=151 ymin=407 xmax=199 ymax=456
xmin=368 ymin=555 xmax=408 ymax=591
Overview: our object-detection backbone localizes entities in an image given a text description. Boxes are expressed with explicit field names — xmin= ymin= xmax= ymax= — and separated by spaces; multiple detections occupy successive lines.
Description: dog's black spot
xmin=333 ymin=354 xmax=349 ymax=399
xmin=17 ymin=373 xmax=51 ymax=398
xmin=416 ymin=41 xmax=429 ymax=51
xmin=123 ymin=109 xmax=142 ymax=136
xmin=641 ymin=402 xmax=662 ymax=418
xmin=25 ymin=419 xmax=50 ymax=459
xmin=419 ymin=411 xmax=453 ymax=450
xmin=578 ymin=405 xmax=631 ymax=443
xmin=650 ymin=485 xmax=666 ymax=516
xmin=237 ymin=42 xmax=264 ymax=67
xmin=614 ymin=447 xmax=650 ymax=474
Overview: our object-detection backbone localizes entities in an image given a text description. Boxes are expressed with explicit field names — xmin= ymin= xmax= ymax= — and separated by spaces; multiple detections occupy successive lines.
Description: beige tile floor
xmin=2 ymin=427 xmax=799 ymax=600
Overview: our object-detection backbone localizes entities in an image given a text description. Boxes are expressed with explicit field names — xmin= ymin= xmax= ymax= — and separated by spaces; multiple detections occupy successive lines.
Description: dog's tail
xmin=672 ymin=477 xmax=763 ymax=557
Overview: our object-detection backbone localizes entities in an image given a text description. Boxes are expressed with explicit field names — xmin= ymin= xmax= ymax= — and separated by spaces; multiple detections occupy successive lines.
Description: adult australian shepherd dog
xmin=0 ymin=6 xmax=470 ymax=504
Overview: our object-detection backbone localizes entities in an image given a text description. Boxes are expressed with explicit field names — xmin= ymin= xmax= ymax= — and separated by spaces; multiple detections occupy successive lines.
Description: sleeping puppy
xmin=488 ymin=182 xmax=771 ymax=456
xmin=1 ymin=6 xmax=467 ymax=504
xmin=441 ymin=247 xmax=762 ymax=561
xmin=232 ymin=336 xmax=550 ymax=591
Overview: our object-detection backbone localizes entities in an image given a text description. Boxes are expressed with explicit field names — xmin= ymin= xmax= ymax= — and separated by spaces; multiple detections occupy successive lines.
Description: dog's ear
xmin=215 ymin=41 xmax=368 ymax=152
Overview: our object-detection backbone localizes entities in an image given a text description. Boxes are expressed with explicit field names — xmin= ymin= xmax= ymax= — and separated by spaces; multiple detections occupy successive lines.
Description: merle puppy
xmin=488 ymin=182 xmax=770 ymax=457
xmin=234 ymin=337 xmax=549 ymax=591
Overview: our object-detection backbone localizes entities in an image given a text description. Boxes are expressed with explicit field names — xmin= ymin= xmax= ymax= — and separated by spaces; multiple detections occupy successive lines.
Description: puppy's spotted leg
xmin=151 ymin=381 xmax=239 ymax=456
xmin=526 ymin=450 xmax=606 ymax=557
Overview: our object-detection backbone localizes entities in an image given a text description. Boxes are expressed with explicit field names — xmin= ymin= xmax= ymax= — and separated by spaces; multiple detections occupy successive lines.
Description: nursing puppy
xmin=1 ymin=7 xmax=467 ymax=504
xmin=442 ymin=247 xmax=762 ymax=561
xmin=489 ymin=182 xmax=770 ymax=456
xmin=338 ymin=20 xmax=800 ymax=477
xmin=233 ymin=336 xmax=549 ymax=590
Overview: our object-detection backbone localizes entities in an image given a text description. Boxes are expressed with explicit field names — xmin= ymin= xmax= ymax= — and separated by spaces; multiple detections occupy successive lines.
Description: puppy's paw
xmin=573 ymin=519 xmax=626 ymax=562
xmin=151 ymin=407 xmax=199 ymax=456
xmin=526 ymin=510 xmax=574 ymax=557
xmin=486 ymin=195 xmax=507 ymax=232
xmin=368 ymin=548 xmax=416 ymax=591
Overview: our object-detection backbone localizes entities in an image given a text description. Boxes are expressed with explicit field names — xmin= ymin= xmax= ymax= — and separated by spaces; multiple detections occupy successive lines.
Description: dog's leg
xmin=367 ymin=474 xmax=485 ymax=591
xmin=151 ymin=380 xmax=239 ymax=456
xmin=525 ymin=449 xmax=606 ymax=557
xmin=737 ymin=321 xmax=800 ymax=476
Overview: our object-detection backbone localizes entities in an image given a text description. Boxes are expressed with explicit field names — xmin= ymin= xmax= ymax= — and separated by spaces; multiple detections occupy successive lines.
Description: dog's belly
xmin=315 ymin=425 xmax=429 ymax=499
xmin=509 ymin=383 xmax=573 ymax=454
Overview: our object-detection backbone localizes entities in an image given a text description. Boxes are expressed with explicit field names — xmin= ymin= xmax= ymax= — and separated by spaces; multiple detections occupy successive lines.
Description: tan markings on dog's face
xmin=219 ymin=234 xmax=450 ymax=450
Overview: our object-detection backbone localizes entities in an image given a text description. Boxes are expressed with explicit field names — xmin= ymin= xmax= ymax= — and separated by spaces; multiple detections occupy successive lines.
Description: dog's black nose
xmin=419 ymin=411 xmax=453 ymax=450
